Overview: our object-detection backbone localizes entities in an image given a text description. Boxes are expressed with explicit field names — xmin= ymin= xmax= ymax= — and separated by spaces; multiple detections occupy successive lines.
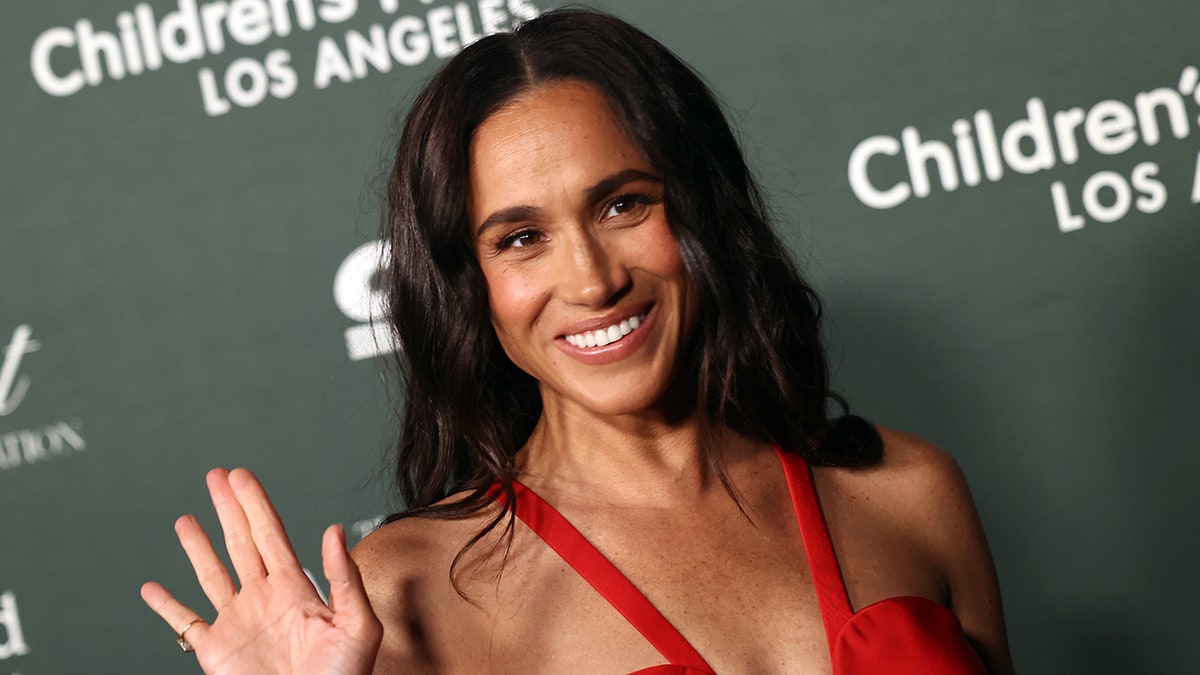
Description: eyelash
xmin=490 ymin=192 xmax=661 ymax=253
xmin=494 ymin=229 xmax=543 ymax=252
xmin=601 ymin=192 xmax=658 ymax=221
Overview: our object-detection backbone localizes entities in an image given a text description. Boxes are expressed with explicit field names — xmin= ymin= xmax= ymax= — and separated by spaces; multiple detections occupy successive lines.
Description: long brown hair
xmin=379 ymin=8 xmax=880 ymax=560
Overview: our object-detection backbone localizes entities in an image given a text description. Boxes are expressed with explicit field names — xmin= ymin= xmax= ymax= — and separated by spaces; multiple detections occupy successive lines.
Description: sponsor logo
xmin=334 ymin=240 xmax=400 ymax=361
xmin=847 ymin=65 xmax=1200 ymax=232
xmin=0 ymin=326 xmax=39 ymax=418
xmin=0 ymin=591 xmax=29 ymax=660
xmin=0 ymin=326 xmax=87 ymax=472
xmin=30 ymin=0 xmax=542 ymax=116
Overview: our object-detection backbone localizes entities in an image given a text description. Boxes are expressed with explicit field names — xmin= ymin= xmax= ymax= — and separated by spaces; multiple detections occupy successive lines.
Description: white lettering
xmin=1193 ymin=150 xmax=1200 ymax=204
xmin=1051 ymin=181 xmax=1085 ymax=233
xmin=1052 ymin=107 xmax=1086 ymax=165
xmin=478 ymin=0 xmax=508 ymax=33
xmin=0 ymin=326 xmax=39 ymax=417
xmin=427 ymin=6 xmax=459 ymax=58
xmin=318 ymin=0 xmax=358 ymax=23
xmin=227 ymin=0 xmax=274 ymax=46
xmin=847 ymin=135 xmax=911 ymax=209
xmin=30 ymin=28 xmax=84 ymax=97
xmin=335 ymin=241 xmax=400 ymax=360
xmin=135 ymin=4 xmax=165 ymax=70
xmin=1134 ymin=87 xmax=1190 ymax=146
xmin=1085 ymin=100 xmax=1138 ymax=155
xmin=1131 ymin=161 xmax=1166 ymax=214
xmin=974 ymin=109 xmax=1004 ymax=182
xmin=388 ymin=16 xmax=431 ymax=67
xmin=265 ymin=48 xmax=297 ymax=99
xmin=901 ymin=126 xmax=958 ymax=198
xmin=345 ymin=25 xmax=391 ymax=79
xmin=507 ymin=0 xmax=540 ymax=21
xmin=1082 ymin=170 xmax=1132 ymax=223
xmin=158 ymin=0 xmax=206 ymax=64
xmin=951 ymin=119 xmax=981 ymax=187
xmin=225 ymin=56 xmax=270 ymax=107
xmin=314 ymin=36 xmax=354 ymax=88
xmin=199 ymin=1 xmax=231 ymax=54
xmin=0 ymin=591 xmax=30 ymax=660
xmin=1000 ymin=97 xmax=1055 ymax=174
xmin=77 ymin=19 xmax=127 ymax=86
xmin=115 ymin=12 xmax=145 ymax=75
xmin=0 ymin=420 xmax=86 ymax=471
xmin=455 ymin=2 xmax=483 ymax=48
xmin=198 ymin=66 xmax=232 ymax=116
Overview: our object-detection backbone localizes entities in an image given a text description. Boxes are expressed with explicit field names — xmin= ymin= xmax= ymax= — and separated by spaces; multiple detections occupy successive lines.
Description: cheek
xmin=485 ymin=266 xmax=546 ymax=342
xmin=638 ymin=224 xmax=689 ymax=282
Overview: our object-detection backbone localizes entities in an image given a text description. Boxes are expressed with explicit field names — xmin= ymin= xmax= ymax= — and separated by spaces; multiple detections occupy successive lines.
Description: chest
xmin=473 ymin=502 xmax=834 ymax=674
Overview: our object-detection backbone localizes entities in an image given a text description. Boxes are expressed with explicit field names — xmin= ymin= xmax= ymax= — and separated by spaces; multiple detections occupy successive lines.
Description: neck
xmin=515 ymin=393 xmax=762 ymax=505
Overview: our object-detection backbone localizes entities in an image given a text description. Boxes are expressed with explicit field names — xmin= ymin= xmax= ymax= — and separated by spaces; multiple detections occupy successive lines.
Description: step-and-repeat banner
xmin=3 ymin=1 xmax=1196 ymax=673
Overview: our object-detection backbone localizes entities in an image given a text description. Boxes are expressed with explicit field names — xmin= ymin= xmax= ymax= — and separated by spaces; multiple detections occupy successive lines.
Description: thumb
xmin=322 ymin=524 xmax=379 ymax=633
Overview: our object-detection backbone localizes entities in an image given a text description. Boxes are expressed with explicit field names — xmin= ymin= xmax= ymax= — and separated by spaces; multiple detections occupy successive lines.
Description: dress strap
xmin=776 ymin=447 xmax=854 ymax=652
xmin=508 ymin=481 xmax=713 ymax=671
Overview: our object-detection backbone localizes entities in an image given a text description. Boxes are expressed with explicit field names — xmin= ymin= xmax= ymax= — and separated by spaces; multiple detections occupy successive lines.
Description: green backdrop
xmin=3 ymin=1 xmax=1197 ymax=672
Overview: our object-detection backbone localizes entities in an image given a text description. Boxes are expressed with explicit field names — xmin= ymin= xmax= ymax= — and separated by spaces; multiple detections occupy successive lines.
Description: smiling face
xmin=470 ymin=80 xmax=697 ymax=419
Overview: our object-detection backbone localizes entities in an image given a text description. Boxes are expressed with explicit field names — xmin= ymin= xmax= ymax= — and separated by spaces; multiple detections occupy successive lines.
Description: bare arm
xmin=882 ymin=429 xmax=1015 ymax=675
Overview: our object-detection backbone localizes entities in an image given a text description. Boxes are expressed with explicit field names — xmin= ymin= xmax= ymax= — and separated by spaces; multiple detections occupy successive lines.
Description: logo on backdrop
xmin=0 ymin=326 xmax=38 ymax=418
xmin=0 ymin=590 xmax=30 ymax=661
xmin=0 ymin=326 xmax=87 ymax=473
xmin=29 ymin=0 xmax=541 ymax=117
xmin=848 ymin=66 xmax=1200 ymax=233
xmin=334 ymin=240 xmax=400 ymax=361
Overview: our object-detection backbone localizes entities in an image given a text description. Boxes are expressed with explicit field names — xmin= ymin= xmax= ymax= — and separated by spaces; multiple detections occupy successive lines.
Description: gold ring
xmin=176 ymin=618 xmax=204 ymax=653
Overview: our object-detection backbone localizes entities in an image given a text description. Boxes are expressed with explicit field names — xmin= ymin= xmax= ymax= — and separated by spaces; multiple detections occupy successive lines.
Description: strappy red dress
xmin=509 ymin=447 xmax=987 ymax=674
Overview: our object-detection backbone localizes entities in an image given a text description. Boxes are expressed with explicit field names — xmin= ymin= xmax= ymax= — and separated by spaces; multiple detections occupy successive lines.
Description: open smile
xmin=563 ymin=309 xmax=649 ymax=348
xmin=555 ymin=305 xmax=657 ymax=366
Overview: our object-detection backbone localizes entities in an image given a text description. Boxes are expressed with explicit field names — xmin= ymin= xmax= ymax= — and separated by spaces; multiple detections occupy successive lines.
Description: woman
xmin=142 ymin=9 xmax=1013 ymax=674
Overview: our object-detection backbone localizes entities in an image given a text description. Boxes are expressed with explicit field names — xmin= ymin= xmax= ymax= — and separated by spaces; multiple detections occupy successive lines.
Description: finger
xmin=322 ymin=524 xmax=379 ymax=634
xmin=207 ymin=467 xmax=268 ymax=584
xmin=227 ymin=467 xmax=302 ymax=576
xmin=139 ymin=581 xmax=210 ymax=647
xmin=175 ymin=514 xmax=237 ymax=609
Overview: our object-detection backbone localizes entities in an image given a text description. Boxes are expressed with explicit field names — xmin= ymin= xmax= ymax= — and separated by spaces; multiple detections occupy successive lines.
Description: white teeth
xmin=565 ymin=311 xmax=648 ymax=350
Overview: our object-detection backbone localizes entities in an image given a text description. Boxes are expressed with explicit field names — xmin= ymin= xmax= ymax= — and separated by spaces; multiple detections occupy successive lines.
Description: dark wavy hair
xmin=380 ymin=9 xmax=880 ymax=546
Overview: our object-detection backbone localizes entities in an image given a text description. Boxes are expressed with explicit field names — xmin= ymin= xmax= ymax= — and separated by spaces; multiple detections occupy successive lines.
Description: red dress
xmin=509 ymin=447 xmax=988 ymax=674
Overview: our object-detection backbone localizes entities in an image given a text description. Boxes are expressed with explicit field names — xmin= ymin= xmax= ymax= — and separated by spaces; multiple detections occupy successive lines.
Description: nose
xmin=557 ymin=229 xmax=631 ymax=307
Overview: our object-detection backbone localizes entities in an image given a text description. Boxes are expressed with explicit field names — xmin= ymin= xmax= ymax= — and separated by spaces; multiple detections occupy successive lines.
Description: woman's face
xmin=469 ymin=80 xmax=697 ymax=418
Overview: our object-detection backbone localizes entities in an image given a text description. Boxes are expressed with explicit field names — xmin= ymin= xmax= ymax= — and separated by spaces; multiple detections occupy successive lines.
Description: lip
xmin=555 ymin=304 xmax=656 ymax=366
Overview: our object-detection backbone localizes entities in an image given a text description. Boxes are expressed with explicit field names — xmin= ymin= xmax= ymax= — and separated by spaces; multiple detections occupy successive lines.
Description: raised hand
xmin=141 ymin=468 xmax=383 ymax=675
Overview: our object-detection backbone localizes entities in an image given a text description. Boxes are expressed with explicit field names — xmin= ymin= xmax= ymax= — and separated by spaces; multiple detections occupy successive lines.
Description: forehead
xmin=468 ymin=81 xmax=651 ymax=221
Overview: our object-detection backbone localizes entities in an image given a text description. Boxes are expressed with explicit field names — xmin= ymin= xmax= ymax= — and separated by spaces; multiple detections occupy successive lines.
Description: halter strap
xmin=776 ymin=448 xmax=854 ymax=652
xmin=508 ymin=481 xmax=713 ymax=671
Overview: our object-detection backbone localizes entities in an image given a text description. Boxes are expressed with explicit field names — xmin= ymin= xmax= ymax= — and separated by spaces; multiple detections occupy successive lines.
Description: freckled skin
xmin=469 ymin=81 xmax=698 ymax=422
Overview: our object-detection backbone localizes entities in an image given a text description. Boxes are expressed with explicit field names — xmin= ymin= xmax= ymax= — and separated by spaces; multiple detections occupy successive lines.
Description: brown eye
xmin=498 ymin=229 xmax=543 ymax=250
xmin=601 ymin=194 xmax=653 ymax=222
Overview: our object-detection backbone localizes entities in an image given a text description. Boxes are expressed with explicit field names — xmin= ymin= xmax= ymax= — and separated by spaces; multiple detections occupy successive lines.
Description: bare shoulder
xmin=862 ymin=425 xmax=974 ymax=513
xmin=350 ymin=504 xmax=504 ymax=674
xmin=819 ymin=425 xmax=1014 ymax=674
xmin=814 ymin=426 xmax=975 ymax=531
xmin=351 ymin=513 xmax=452 ymax=611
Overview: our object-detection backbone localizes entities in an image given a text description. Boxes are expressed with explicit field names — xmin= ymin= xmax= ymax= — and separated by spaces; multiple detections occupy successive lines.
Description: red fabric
xmin=778 ymin=449 xmax=987 ymax=674
xmin=509 ymin=448 xmax=987 ymax=674
xmin=510 ymin=481 xmax=713 ymax=672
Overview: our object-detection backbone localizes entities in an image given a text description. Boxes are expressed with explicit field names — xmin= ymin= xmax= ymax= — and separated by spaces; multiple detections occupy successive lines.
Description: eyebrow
xmin=475 ymin=168 xmax=662 ymax=238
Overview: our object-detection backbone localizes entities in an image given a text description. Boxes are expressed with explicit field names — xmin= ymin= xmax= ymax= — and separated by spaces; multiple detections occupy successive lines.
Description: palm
xmin=141 ymin=468 xmax=383 ymax=675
